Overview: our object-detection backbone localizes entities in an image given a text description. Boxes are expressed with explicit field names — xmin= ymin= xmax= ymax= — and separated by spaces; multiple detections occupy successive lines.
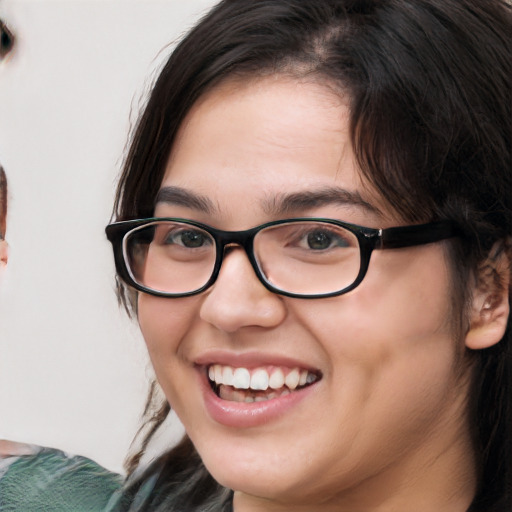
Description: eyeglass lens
xmin=124 ymin=220 xmax=361 ymax=296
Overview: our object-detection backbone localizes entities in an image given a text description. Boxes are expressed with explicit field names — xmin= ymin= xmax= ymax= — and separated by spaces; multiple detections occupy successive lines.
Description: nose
xmin=199 ymin=247 xmax=286 ymax=333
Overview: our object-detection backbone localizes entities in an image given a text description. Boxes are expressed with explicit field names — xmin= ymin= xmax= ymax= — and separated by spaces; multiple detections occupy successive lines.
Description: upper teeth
xmin=208 ymin=364 xmax=316 ymax=391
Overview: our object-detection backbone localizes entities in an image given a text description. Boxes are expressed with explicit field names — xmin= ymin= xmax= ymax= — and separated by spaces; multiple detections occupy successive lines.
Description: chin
xmin=199 ymin=445 xmax=311 ymax=503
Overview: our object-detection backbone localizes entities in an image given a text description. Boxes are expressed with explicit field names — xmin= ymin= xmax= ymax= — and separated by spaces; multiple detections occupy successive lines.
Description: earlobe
xmin=465 ymin=293 xmax=510 ymax=350
xmin=465 ymin=244 xmax=511 ymax=350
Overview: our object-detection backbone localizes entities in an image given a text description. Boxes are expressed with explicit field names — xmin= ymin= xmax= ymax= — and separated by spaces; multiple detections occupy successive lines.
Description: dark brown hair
xmin=112 ymin=1 xmax=512 ymax=510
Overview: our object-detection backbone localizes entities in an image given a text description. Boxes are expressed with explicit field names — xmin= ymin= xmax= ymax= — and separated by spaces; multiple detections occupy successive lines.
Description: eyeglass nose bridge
xmin=209 ymin=227 xmax=269 ymax=291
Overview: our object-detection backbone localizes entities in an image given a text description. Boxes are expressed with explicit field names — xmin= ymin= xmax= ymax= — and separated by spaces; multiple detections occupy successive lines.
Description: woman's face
xmin=138 ymin=77 xmax=474 ymax=509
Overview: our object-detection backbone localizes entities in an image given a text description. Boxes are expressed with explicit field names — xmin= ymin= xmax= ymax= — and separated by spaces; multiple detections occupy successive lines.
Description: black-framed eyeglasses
xmin=105 ymin=217 xmax=461 ymax=299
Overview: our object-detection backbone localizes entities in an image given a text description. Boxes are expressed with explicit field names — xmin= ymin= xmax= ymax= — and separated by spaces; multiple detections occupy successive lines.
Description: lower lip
xmin=199 ymin=370 xmax=317 ymax=428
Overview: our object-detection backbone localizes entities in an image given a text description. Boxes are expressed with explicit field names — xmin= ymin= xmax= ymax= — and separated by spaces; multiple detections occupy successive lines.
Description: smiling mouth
xmin=207 ymin=364 xmax=321 ymax=403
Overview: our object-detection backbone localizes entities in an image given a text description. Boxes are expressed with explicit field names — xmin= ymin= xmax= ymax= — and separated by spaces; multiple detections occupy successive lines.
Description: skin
xmin=138 ymin=77 xmax=480 ymax=512
xmin=0 ymin=239 xmax=7 ymax=273
xmin=0 ymin=440 xmax=37 ymax=457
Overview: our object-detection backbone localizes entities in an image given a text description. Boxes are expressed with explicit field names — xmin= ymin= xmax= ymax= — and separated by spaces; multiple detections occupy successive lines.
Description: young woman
xmin=105 ymin=0 xmax=511 ymax=510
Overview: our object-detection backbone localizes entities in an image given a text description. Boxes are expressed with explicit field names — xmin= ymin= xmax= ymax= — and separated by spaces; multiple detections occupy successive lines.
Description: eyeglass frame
xmin=105 ymin=217 xmax=462 ymax=299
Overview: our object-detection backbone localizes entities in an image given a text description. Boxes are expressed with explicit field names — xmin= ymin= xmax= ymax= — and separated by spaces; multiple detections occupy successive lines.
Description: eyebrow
xmin=155 ymin=185 xmax=381 ymax=218
xmin=263 ymin=187 xmax=382 ymax=217
xmin=155 ymin=186 xmax=217 ymax=214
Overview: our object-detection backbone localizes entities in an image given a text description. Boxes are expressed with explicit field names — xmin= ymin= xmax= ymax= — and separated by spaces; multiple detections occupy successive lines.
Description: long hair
xmin=111 ymin=1 xmax=512 ymax=510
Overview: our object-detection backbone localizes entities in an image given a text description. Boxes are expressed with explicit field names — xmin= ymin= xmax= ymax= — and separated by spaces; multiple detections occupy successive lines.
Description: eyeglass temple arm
xmin=378 ymin=221 xmax=462 ymax=249
xmin=105 ymin=224 xmax=135 ymax=286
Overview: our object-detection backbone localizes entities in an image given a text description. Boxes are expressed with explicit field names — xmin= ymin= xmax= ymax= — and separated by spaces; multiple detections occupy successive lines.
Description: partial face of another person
xmin=137 ymin=77 xmax=476 ymax=508
xmin=0 ymin=169 xmax=8 ymax=275
xmin=0 ymin=237 xmax=6 ymax=273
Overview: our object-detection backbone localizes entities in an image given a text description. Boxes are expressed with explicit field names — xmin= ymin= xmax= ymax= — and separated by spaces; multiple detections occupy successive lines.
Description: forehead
xmin=168 ymin=75 xmax=351 ymax=168
xmin=160 ymin=76 xmax=392 ymax=225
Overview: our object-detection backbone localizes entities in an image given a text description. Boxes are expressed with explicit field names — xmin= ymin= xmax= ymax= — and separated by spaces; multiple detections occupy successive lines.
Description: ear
xmin=465 ymin=242 xmax=511 ymax=350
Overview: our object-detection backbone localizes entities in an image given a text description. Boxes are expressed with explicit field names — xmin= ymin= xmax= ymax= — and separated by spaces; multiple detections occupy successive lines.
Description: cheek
xmin=137 ymin=295 xmax=197 ymax=366
xmin=355 ymin=246 xmax=455 ymax=341
xmin=292 ymin=253 xmax=464 ymax=465
xmin=137 ymin=295 xmax=204 ymax=419
xmin=298 ymin=246 xmax=459 ymax=387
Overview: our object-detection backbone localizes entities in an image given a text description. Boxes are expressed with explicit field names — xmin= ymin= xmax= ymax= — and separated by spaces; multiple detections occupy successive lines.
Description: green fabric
xmin=0 ymin=448 xmax=122 ymax=511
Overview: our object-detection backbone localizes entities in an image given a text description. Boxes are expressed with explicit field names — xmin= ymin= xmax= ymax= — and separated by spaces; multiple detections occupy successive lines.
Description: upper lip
xmin=193 ymin=350 xmax=321 ymax=373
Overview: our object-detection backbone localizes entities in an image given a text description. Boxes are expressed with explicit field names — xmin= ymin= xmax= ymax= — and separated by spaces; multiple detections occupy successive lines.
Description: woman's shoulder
xmin=0 ymin=443 xmax=122 ymax=511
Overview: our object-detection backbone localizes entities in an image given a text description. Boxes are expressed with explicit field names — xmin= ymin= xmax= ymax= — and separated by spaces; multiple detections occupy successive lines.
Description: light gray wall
xmin=0 ymin=0 xmax=216 ymax=473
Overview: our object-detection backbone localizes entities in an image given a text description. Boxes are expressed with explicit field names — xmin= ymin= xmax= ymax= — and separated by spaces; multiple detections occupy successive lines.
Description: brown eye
xmin=306 ymin=230 xmax=333 ymax=250
xmin=161 ymin=227 xmax=212 ymax=249
xmin=178 ymin=230 xmax=208 ymax=248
